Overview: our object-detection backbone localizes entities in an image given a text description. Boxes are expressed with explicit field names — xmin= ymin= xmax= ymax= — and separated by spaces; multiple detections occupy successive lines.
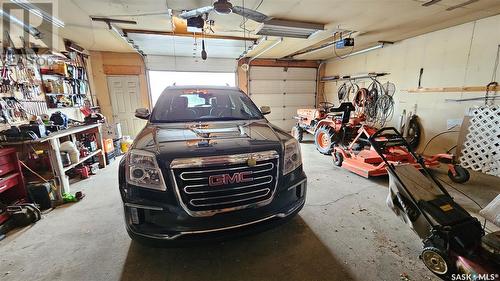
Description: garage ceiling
xmin=55 ymin=0 xmax=500 ymax=60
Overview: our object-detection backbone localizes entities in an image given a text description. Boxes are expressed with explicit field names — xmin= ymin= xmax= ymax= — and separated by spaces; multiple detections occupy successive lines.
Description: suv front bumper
xmin=121 ymin=170 xmax=306 ymax=244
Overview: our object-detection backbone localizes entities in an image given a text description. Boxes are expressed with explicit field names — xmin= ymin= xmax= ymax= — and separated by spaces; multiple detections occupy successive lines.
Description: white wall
xmin=324 ymin=14 xmax=500 ymax=155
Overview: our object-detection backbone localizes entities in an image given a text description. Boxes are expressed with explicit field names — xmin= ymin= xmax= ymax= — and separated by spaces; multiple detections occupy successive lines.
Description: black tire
xmin=333 ymin=151 xmax=343 ymax=166
xmin=291 ymin=125 xmax=304 ymax=143
xmin=448 ymin=165 xmax=470 ymax=184
xmin=314 ymin=126 xmax=336 ymax=155
xmin=407 ymin=115 xmax=421 ymax=150
xmin=420 ymin=247 xmax=455 ymax=280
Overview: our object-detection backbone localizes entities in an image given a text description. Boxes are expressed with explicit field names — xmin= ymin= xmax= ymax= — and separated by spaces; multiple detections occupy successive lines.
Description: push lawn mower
xmin=332 ymin=125 xmax=470 ymax=183
xmin=368 ymin=128 xmax=499 ymax=280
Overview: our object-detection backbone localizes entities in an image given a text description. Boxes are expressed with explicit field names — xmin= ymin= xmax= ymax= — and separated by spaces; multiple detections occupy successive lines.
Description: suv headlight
xmin=283 ymin=138 xmax=302 ymax=175
xmin=126 ymin=150 xmax=166 ymax=191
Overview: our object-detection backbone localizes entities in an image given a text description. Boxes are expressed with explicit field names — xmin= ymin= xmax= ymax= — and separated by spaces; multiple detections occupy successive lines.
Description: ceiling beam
xmin=122 ymin=29 xmax=258 ymax=43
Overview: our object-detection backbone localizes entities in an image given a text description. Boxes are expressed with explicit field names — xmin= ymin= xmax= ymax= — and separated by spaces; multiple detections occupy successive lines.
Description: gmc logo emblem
xmin=208 ymin=171 xmax=253 ymax=186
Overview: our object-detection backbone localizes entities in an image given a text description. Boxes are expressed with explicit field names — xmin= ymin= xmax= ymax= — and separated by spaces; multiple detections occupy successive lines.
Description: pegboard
xmin=460 ymin=105 xmax=500 ymax=177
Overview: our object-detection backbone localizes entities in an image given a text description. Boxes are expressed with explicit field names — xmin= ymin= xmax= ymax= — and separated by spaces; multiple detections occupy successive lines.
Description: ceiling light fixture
xmin=10 ymin=0 xmax=65 ymax=27
xmin=446 ymin=0 xmax=479 ymax=11
xmin=338 ymin=43 xmax=388 ymax=59
xmin=256 ymin=19 xmax=324 ymax=39
xmin=0 ymin=9 xmax=41 ymax=38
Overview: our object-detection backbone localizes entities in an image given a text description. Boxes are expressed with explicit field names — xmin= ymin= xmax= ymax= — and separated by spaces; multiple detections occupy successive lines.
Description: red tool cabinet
xmin=0 ymin=148 xmax=26 ymax=225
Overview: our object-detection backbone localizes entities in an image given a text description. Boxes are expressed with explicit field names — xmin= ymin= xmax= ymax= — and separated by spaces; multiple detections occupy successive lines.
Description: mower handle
xmin=369 ymin=127 xmax=408 ymax=150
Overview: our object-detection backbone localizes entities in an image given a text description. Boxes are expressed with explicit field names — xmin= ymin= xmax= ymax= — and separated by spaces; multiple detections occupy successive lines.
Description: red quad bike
xmin=332 ymin=125 xmax=470 ymax=183
xmin=368 ymin=128 xmax=499 ymax=280
xmin=293 ymin=102 xmax=363 ymax=155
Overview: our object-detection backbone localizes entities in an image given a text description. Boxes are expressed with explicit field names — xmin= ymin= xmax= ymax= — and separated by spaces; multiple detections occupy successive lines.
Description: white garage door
xmin=249 ymin=66 xmax=316 ymax=131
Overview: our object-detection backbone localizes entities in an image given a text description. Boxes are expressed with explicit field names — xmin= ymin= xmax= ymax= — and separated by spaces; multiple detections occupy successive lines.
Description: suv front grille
xmin=170 ymin=151 xmax=279 ymax=217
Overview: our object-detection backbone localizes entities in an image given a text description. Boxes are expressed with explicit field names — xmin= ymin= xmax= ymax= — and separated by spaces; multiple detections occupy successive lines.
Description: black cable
xmin=446 ymin=144 xmax=457 ymax=154
xmin=421 ymin=131 xmax=459 ymax=155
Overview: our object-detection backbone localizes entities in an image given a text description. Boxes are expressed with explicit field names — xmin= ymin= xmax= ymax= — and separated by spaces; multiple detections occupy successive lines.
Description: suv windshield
xmin=150 ymin=88 xmax=264 ymax=123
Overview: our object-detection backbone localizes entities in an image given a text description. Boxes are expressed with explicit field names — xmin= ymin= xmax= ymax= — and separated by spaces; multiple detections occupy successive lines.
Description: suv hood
xmin=131 ymin=120 xmax=288 ymax=163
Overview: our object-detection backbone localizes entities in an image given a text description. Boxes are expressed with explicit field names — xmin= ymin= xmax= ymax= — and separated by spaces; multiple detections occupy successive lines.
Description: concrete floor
xmin=1 ymin=139 xmax=499 ymax=281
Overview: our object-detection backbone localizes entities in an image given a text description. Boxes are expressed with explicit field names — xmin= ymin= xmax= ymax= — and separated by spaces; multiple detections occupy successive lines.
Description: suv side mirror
xmin=135 ymin=108 xmax=150 ymax=119
xmin=260 ymin=106 xmax=271 ymax=115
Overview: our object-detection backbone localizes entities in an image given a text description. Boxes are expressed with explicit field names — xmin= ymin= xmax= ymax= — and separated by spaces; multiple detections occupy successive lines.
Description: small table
xmin=1 ymin=124 xmax=106 ymax=200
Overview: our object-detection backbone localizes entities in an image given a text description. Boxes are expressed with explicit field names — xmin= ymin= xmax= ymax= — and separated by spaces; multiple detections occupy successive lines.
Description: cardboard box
xmin=103 ymin=123 xmax=122 ymax=140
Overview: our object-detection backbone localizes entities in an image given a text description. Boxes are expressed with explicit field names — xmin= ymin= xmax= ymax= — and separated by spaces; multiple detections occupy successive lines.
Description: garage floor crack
xmin=306 ymin=188 xmax=371 ymax=207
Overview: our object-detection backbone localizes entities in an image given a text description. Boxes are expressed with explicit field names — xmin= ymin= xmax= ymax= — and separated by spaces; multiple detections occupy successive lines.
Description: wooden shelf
xmin=404 ymin=85 xmax=500 ymax=93
xmin=63 ymin=149 xmax=102 ymax=172
xmin=42 ymin=73 xmax=86 ymax=81
xmin=46 ymin=93 xmax=71 ymax=96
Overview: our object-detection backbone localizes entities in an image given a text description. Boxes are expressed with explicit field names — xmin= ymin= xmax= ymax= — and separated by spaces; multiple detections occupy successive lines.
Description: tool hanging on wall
xmin=201 ymin=39 xmax=208 ymax=60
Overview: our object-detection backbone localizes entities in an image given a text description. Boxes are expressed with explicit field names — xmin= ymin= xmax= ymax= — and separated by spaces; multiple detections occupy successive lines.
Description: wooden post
xmin=237 ymin=58 xmax=249 ymax=94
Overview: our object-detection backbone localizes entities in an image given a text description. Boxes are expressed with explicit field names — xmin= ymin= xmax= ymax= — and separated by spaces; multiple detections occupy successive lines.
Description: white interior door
xmin=249 ymin=67 xmax=316 ymax=131
xmin=107 ymin=76 xmax=145 ymax=137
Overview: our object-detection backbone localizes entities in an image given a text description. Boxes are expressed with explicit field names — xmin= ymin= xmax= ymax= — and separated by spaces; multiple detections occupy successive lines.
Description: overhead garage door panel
xmin=284 ymin=68 xmax=317 ymax=80
xmin=284 ymin=81 xmax=316 ymax=93
xmin=249 ymin=67 xmax=317 ymax=131
xmin=285 ymin=93 xmax=315 ymax=107
xmin=250 ymin=80 xmax=284 ymax=94
xmin=251 ymin=94 xmax=283 ymax=107
xmin=249 ymin=66 xmax=317 ymax=81
xmin=264 ymin=107 xmax=284 ymax=123
xmin=250 ymin=66 xmax=287 ymax=80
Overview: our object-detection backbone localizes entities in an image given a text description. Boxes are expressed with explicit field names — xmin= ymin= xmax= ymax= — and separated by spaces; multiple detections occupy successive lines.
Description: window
xmin=151 ymin=88 xmax=263 ymax=123
xmin=149 ymin=71 xmax=236 ymax=106
xmin=182 ymin=94 xmax=206 ymax=107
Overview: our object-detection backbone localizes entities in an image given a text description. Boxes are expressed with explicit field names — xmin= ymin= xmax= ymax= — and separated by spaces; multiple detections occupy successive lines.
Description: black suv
xmin=118 ymin=86 xmax=307 ymax=244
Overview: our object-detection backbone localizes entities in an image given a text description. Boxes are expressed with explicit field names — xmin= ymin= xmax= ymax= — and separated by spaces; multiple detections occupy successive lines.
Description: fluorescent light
xmin=0 ymin=9 xmax=41 ymax=38
xmin=256 ymin=19 xmax=324 ymax=39
xmin=11 ymin=0 xmax=65 ymax=28
xmin=344 ymin=44 xmax=385 ymax=57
